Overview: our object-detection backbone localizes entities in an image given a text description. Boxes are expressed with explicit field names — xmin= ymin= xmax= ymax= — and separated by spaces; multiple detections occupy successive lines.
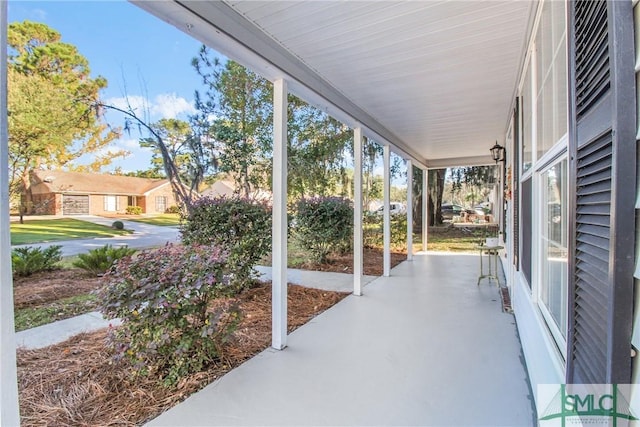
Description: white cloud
xmin=104 ymin=93 xmax=195 ymax=120
xmin=151 ymin=93 xmax=196 ymax=119
xmin=104 ymin=95 xmax=148 ymax=114
xmin=116 ymin=138 xmax=144 ymax=150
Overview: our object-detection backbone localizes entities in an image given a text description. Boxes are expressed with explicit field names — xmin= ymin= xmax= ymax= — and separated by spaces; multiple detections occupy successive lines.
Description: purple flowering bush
xmin=99 ymin=244 xmax=240 ymax=386
xmin=180 ymin=196 xmax=272 ymax=292
xmin=293 ymin=197 xmax=353 ymax=263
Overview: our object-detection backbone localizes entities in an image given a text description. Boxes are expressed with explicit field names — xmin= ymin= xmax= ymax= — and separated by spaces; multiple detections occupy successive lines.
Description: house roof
xmin=133 ymin=1 xmax=536 ymax=168
xmin=30 ymin=170 xmax=170 ymax=196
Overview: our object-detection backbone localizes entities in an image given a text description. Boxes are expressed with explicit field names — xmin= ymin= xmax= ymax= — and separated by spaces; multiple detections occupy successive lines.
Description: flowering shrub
xmin=293 ymin=197 xmax=353 ymax=263
xmin=99 ymin=244 xmax=240 ymax=386
xmin=181 ymin=196 xmax=271 ymax=292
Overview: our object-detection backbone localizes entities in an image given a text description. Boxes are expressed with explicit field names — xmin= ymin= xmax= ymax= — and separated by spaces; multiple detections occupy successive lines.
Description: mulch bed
xmin=13 ymin=269 xmax=103 ymax=309
xmin=17 ymin=282 xmax=348 ymax=426
xmin=296 ymin=247 xmax=407 ymax=276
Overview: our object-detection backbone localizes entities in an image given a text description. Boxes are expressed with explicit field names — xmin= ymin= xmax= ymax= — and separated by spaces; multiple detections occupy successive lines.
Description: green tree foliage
xmin=193 ymin=48 xmax=354 ymax=201
xmin=193 ymin=51 xmax=272 ymax=197
xmin=139 ymin=118 xmax=217 ymax=192
xmin=7 ymin=21 xmax=123 ymax=216
xmin=287 ymin=96 xmax=353 ymax=200
xmin=449 ymin=166 xmax=496 ymax=207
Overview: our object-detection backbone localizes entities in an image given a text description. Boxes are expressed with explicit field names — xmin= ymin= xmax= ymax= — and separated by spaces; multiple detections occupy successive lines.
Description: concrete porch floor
xmin=147 ymin=252 xmax=536 ymax=426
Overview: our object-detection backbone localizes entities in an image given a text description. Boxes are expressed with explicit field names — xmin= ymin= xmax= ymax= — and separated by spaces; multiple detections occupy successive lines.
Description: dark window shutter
xmin=567 ymin=0 xmax=636 ymax=385
xmin=521 ymin=178 xmax=532 ymax=286
xmin=513 ymin=98 xmax=520 ymax=270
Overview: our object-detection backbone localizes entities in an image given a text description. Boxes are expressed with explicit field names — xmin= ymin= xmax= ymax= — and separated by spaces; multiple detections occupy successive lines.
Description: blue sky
xmin=8 ymin=0 xmax=224 ymax=172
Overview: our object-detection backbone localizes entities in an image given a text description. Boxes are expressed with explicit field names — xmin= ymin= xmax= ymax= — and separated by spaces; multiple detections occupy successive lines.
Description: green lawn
xmin=125 ymin=214 xmax=181 ymax=226
xmin=427 ymin=226 xmax=495 ymax=252
xmin=10 ymin=218 xmax=131 ymax=245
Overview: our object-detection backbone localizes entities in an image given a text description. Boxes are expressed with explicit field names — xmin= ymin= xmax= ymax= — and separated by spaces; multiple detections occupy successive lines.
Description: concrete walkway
xmin=147 ymin=252 xmax=535 ymax=426
xmin=12 ymin=215 xmax=181 ymax=256
xmin=15 ymin=312 xmax=120 ymax=350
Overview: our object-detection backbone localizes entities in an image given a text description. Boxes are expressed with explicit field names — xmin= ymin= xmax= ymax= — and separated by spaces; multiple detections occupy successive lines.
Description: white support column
xmin=422 ymin=168 xmax=428 ymax=252
xmin=406 ymin=160 xmax=413 ymax=261
xmin=383 ymin=145 xmax=391 ymax=277
xmin=0 ymin=1 xmax=20 ymax=424
xmin=353 ymin=127 xmax=363 ymax=295
xmin=272 ymin=78 xmax=288 ymax=350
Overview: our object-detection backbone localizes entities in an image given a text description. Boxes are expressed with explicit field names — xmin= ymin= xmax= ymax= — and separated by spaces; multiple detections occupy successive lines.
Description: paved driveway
xmin=11 ymin=215 xmax=181 ymax=256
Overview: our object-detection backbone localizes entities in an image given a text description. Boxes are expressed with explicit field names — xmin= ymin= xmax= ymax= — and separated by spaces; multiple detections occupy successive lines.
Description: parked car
xmin=374 ymin=202 xmax=406 ymax=216
xmin=441 ymin=203 xmax=464 ymax=221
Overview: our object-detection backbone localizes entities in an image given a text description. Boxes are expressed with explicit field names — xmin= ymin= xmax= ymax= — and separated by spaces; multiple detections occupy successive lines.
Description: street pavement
xmin=11 ymin=215 xmax=181 ymax=256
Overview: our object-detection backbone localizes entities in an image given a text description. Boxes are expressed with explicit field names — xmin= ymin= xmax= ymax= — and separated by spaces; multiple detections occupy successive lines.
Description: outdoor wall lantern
xmin=490 ymin=141 xmax=505 ymax=163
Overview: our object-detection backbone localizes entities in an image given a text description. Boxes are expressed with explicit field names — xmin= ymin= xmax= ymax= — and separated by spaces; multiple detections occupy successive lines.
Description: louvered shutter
xmin=513 ymin=98 xmax=520 ymax=270
xmin=566 ymin=0 xmax=636 ymax=384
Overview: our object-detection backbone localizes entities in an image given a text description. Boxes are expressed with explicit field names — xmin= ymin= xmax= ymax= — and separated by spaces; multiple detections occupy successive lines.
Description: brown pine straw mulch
xmin=17 ymin=283 xmax=349 ymax=427
xmin=294 ymin=247 xmax=407 ymax=276
xmin=13 ymin=269 xmax=103 ymax=308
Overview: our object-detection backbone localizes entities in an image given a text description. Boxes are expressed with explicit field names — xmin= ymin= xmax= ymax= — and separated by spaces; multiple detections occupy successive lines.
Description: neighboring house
xmin=201 ymin=180 xmax=272 ymax=202
xmin=29 ymin=170 xmax=177 ymax=215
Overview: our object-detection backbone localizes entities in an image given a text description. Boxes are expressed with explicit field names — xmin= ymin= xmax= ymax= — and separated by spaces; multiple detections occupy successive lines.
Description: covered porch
xmin=148 ymin=252 xmax=534 ymax=426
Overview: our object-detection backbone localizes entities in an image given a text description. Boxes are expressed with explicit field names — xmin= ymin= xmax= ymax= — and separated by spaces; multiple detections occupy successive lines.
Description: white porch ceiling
xmin=134 ymin=1 xmax=535 ymax=167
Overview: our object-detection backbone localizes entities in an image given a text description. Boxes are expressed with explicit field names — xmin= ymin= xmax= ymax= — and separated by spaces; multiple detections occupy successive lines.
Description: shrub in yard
xmin=11 ymin=245 xmax=62 ymax=277
xmin=293 ymin=196 xmax=353 ymax=263
xmin=181 ymin=196 xmax=271 ymax=292
xmin=72 ymin=244 xmax=137 ymax=276
xmin=99 ymin=244 xmax=240 ymax=386
xmin=363 ymin=211 xmax=408 ymax=249
xmin=164 ymin=205 xmax=180 ymax=214
xmin=125 ymin=205 xmax=142 ymax=215
xmin=112 ymin=220 xmax=124 ymax=230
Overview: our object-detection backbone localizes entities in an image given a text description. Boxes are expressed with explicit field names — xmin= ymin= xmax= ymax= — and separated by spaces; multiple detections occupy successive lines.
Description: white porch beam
xmin=383 ymin=145 xmax=391 ymax=277
xmin=422 ymin=169 xmax=429 ymax=252
xmin=406 ymin=160 xmax=413 ymax=261
xmin=353 ymin=127 xmax=364 ymax=296
xmin=272 ymin=78 xmax=288 ymax=350
xmin=0 ymin=1 xmax=20 ymax=424
xmin=426 ymin=155 xmax=495 ymax=169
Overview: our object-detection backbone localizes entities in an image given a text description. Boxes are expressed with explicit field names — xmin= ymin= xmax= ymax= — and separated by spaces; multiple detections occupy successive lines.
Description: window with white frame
xmin=104 ymin=195 xmax=119 ymax=212
xmin=517 ymin=0 xmax=569 ymax=355
xmin=155 ymin=196 xmax=167 ymax=213
xmin=538 ymin=158 xmax=568 ymax=352
xmin=535 ymin=0 xmax=568 ymax=160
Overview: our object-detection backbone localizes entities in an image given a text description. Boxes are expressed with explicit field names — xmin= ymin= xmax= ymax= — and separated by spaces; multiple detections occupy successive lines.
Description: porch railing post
xmin=406 ymin=160 xmax=413 ymax=261
xmin=353 ymin=127 xmax=363 ymax=295
xmin=272 ymin=78 xmax=288 ymax=350
xmin=0 ymin=1 xmax=21 ymax=424
xmin=422 ymin=168 xmax=428 ymax=252
xmin=383 ymin=145 xmax=391 ymax=276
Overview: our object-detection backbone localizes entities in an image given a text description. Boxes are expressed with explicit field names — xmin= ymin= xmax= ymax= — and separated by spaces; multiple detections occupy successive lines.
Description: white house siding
xmin=503 ymin=0 xmax=569 ymax=410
